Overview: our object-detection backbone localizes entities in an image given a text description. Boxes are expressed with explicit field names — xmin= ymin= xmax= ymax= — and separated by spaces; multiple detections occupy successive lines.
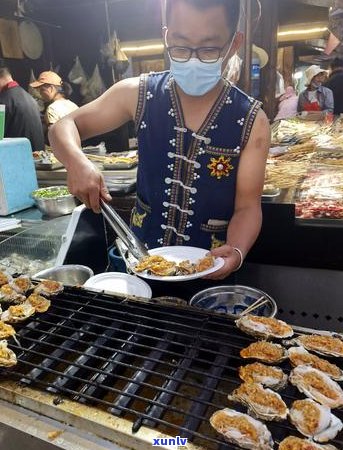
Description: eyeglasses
xmin=166 ymin=41 xmax=231 ymax=64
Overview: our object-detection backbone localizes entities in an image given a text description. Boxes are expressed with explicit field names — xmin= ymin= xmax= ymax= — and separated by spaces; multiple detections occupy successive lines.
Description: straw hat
xmin=305 ymin=65 xmax=327 ymax=86
xmin=30 ymin=71 xmax=62 ymax=88
xmin=252 ymin=44 xmax=269 ymax=68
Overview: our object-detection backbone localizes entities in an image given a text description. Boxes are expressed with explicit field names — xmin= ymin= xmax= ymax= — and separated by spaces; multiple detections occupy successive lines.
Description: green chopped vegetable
xmin=32 ymin=187 xmax=71 ymax=199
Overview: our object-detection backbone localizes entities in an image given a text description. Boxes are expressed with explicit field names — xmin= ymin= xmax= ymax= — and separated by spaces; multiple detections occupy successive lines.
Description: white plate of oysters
xmin=132 ymin=246 xmax=224 ymax=282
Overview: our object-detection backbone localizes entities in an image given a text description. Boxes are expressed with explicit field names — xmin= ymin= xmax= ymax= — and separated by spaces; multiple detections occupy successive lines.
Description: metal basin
xmin=190 ymin=285 xmax=277 ymax=318
xmin=31 ymin=186 xmax=79 ymax=218
xmin=34 ymin=265 xmax=94 ymax=286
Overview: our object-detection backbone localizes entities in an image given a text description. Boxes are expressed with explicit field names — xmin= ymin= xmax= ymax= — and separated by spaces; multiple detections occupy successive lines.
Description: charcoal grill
xmin=1 ymin=286 xmax=343 ymax=449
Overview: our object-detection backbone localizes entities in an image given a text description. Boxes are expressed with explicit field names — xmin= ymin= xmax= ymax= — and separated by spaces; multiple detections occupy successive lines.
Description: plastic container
xmin=190 ymin=285 xmax=277 ymax=318
xmin=0 ymin=105 xmax=5 ymax=140
xmin=251 ymin=57 xmax=260 ymax=98
xmin=108 ymin=247 xmax=127 ymax=273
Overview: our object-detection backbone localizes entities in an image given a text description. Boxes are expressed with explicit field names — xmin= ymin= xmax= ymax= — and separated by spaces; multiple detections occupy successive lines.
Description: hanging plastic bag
xmin=224 ymin=53 xmax=242 ymax=85
xmin=28 ymin=68 xmax=44 ymax=111
xmin=82 ymin=64 xmax=106 ymax=103
xmin=114 ymin=38 xmax=129 ymax=75
xmin=68 ymin=56 xmax=87 ymax=85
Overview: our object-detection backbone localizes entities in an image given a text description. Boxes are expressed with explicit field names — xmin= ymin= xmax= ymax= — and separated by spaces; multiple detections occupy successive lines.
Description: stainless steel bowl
xmin=34 ymin=265 xmax=94 ymax=286
xmin=31 ymin=186 xmax=79 ymax=217
xmin=190 ymin=285 xmax=277 ymax=318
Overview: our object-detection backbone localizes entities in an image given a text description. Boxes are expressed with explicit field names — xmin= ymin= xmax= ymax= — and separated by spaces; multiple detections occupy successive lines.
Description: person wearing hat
xmin=0 ymin=66 xmax=44 ymax=151
xmin=298 ymin=65 xmax=334 ymax=114
xmin=30 ymin=71 xmax=78 ymax=128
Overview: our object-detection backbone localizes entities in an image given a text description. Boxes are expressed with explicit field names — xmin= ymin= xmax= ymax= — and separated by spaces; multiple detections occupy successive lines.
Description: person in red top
xmin=297 ymin=65 xmax=334 ymax=115
xmin=0 ymin=66 xmax=44 ymax=151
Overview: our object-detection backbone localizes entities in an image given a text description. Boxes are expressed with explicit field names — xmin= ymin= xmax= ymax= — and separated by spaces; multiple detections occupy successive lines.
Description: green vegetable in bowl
xmin=32 ymin=187 xmax=71 ymax=199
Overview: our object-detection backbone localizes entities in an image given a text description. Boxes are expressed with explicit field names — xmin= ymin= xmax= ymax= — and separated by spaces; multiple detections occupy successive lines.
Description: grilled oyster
xmin=240 ymin=341 xmax=288 ymax=364
xmin=278 ymin=436 xmax=338 ymax=450
xmin=236 ymin=314 xmax=294 ymax=340
xmin=195 ymin=255 xmax=214 ymax=272
xmin=289 ymin=399 xmax=343 ymax=442
xmin=228 ymin=382 xmax=288 ymax=421
xmin=1 ymin=302 xmax=35 ymax=323
xmin=177 ymin=260 xmax=196 ymax=275
xmin=239 ymin=363 xmax=288 ymax=390
xmin=34 ymin=279 xmax=63 ymax=297
xmin=11 ymin=275 xmax=33 ymax=294
xmin=0 ymin=271 xmax=12 ymax=287
xmin=27 ymin=294 xmax=51 ymax=313
xmin=0 ymin=284 xmax=26 ymax=305
xmin=0 ymin=321 xmax=15 ymax=339
xmin=285 ymin=334 xmax=343 ymax=358
xmin=289 ymin=365 xmax=343 ymax=409
xmin=289 ymin=346 xmax=343 ymax=381
xmin=0 ymin=339 xmax=17 ymax=367
xmin=210 ymin=408 xmax=274 ymax=450
xmin=134 ymin=256 xmax=177 ymax=276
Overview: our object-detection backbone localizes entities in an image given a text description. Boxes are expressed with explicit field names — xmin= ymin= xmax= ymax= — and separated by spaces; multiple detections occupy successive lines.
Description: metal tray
xmin=103 ymin=161 xmax=138 ymax=170
xmin=35 ymin=161 xmax=64 ymax=171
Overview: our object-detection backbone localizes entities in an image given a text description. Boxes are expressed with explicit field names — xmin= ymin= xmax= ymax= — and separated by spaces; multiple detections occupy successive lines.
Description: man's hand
xmin=67 ymin=159 xmax=112 ymax=213
xmin=203 ymin=244 xmax=241 ymax=280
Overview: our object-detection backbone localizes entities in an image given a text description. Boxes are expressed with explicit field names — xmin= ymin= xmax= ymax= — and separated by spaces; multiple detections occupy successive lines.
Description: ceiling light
xmin=278 ymin=27 xmax=327 ymax=37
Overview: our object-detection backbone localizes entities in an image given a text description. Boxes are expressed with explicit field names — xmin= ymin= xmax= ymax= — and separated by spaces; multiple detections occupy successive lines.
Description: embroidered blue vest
xmin=132 ymin=71 xmax=261 ymax=250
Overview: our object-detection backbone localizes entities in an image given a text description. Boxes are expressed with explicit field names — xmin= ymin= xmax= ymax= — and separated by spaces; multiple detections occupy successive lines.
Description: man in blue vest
xmin=49 ymin=0 xmax=270 ymax=282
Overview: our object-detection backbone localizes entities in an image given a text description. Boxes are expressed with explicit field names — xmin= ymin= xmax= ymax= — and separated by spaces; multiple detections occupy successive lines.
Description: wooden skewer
xmin=240 ymin=296 xmax=270 ymax=317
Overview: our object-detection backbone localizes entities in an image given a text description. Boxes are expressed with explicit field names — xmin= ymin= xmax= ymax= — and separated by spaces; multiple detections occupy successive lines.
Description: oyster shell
xmin=11 ymin=275 xmax=33 ymax=294
xmin=195 ymin=255 xmax=214 ymax=272
xmin=0 ymin=284 xmax=26 ymax=304
xmin=278 ymin=436 xmax=338 ymax=450
xmin=285 ymin=334 xmax=343 ymax=358
xmin=228 ymin=382 xmax=288 ymax=421
xmin=236 ymin=314 xmax=294 ymax=340
xmin=34 ymin=279 xmax=63 ymax=297
xmin=210 ymin=408 xmax=274 ymax=450
xmin=0 ymin=321 xmax=15 ymax=339
xmin=177 ymin=260 xmax=196 ymax=275
xmin=289 ymin=365 xmax=343 ymax=409
xmin=1 ymin=302 xmax=35 ymax=323
xmin=240 ymin=341 xmax=288 ymax=364
xmin=0 ymin=339 xmax=17 ymax=367
xmin=289 ymin=346 xmax=343 ymax=381
xmin=239 ymin=363 xmax=288 ymax=390
xmin=27 ymin=294 xmax=51 ymax=313
xmin=0 ymin=271 xmax=12 ymax=287
xmin=289 ymin=399 xmax=343 ymax=442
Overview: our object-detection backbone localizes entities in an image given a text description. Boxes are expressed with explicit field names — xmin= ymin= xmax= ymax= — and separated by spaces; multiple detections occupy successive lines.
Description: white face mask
xmin=170 ymin=57 xmax=224 ymax=96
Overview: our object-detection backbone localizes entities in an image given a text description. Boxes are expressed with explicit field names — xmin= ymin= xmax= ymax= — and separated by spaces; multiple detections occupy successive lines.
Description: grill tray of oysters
xmin=210 ymin=313 xmax=343 ymax=449
xmin=0 ymin=271 xmax=63 ymax=368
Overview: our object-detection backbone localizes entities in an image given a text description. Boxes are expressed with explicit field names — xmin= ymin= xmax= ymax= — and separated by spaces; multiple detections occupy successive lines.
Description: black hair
xmin=61 ymin=81 xmax=73 ymax=99
xmin=166 ymin=0 xmax=240 ymax=33
xmin=0 ymin=66 xmax=11 ymax=78
xmin=330 ymin=57 xmax=343 ymax=71
xmin=52 ymin=81 xmax=73 ymax=99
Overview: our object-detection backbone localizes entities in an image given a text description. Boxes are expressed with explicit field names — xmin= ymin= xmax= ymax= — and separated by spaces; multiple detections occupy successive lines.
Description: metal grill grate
xmin=3 ymin=286 xmax=343 ymax=449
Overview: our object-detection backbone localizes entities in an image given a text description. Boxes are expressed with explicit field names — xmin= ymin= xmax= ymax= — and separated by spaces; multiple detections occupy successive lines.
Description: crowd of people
xmin=0 ymin=66 xmax=79 ymax=151
xmin=275 ymin=58 xmax=343 ymax=121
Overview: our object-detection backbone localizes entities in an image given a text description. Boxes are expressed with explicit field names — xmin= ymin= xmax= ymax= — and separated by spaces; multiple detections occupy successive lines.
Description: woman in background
xmin=30 ymin=71 xmax=79 ymax=128
xmin=298 ymin=65 xmax=334 ymax=114
xmin=274 ymin=86 xmax=298 ymax=121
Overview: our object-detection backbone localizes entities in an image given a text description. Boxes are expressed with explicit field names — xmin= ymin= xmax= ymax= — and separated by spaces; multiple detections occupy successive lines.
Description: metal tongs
xmin=100 ymin=200 xmax=149 ymax=261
